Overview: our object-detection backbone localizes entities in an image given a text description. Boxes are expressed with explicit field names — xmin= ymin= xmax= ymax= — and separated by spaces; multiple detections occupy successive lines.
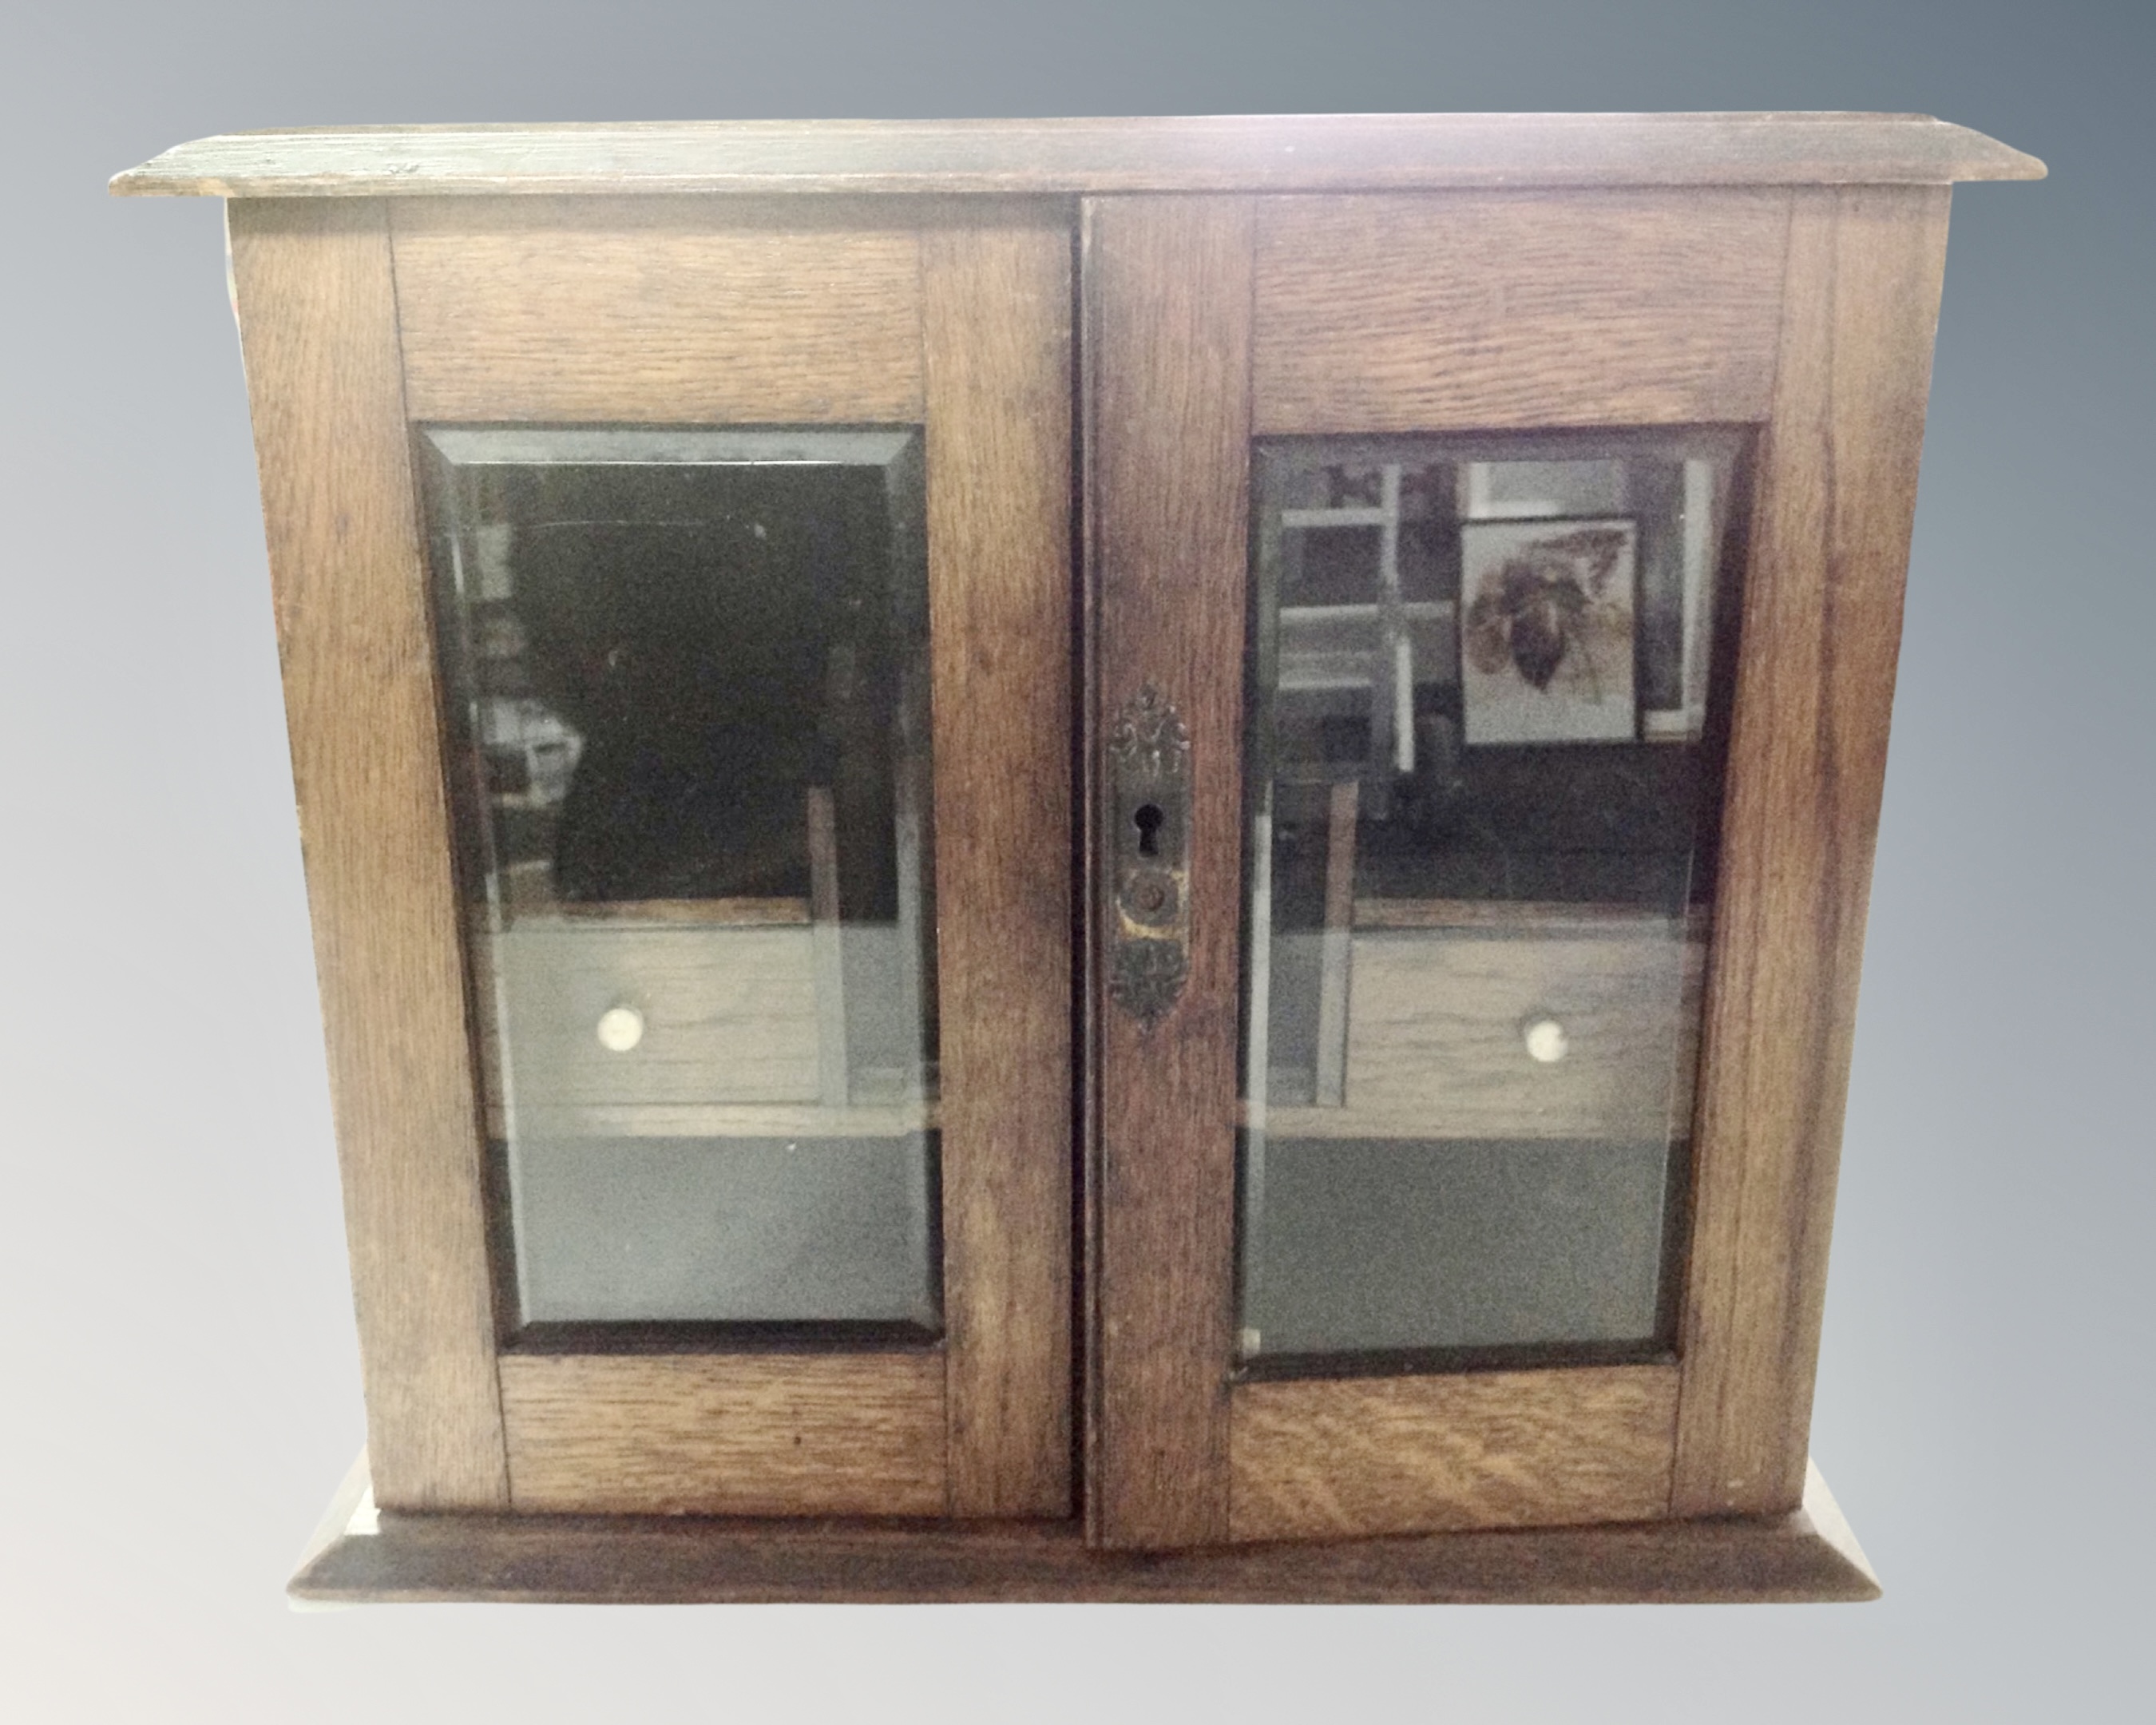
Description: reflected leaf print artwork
xmin=1459 ymin=518 xmax=1638 ymax=744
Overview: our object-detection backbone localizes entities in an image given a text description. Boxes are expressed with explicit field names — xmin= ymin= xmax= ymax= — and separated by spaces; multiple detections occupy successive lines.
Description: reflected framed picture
xmin=1459 ymin=518 xmax=1638 ymax=745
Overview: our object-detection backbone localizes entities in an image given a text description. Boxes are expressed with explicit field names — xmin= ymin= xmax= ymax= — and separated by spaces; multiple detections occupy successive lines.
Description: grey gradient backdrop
xmin=3 ymin=3 xmax=2150 ymax=1720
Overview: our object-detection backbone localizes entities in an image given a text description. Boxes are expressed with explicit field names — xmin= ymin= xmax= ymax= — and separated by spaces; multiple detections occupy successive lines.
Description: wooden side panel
xmin=498 ymin=1353 xmax=945 ymax=1516
xmin=1084 ymin=196 xmax=1254 ymax=1548
xmin=1231 ymin=1365 xmax=1679 ymax=1542
xmin=1673 ymin=187 xmax=1952 ymax=1517
xmin=227 ymin=200 xmax=507 ymax=1509
xmin=1253 ymin=191 xmax=1789 ymax=432
xmin=922 ymin=214 xmax=1076 ymax=1519
xmin=390 ymin=197 xmax=924 ymax=422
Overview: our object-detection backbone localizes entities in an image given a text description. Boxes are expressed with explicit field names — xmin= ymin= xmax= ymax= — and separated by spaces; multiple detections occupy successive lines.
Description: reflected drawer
xmin=1269 ymin=926 xmax=1705 ymax=1141
xmin=489 ymin=923 xmax=824 ymax=1125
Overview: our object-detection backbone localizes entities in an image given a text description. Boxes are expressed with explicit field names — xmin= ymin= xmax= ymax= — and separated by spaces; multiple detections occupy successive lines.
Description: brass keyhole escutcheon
xmin=1107 ymin=687 xmax=1191 ymax=1024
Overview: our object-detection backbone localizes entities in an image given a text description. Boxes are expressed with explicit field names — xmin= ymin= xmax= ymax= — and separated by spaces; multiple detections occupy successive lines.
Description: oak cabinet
xmin=112 ymin=113 xmax=2041 ymax=1603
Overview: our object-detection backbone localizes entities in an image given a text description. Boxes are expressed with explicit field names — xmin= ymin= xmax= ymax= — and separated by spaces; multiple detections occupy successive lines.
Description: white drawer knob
xmin=1523 ymin=1017 xmax=1568 ymax=1064
xmin=595 ymin=1005 xmax=645 ymax=1053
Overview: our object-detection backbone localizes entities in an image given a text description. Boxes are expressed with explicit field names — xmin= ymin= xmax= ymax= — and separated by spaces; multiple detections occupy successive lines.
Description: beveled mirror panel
xmin=421 ymin=426 xmax=938 ymax=1335
xmin=1239 ymin=429 xmax=1752 ymax=1370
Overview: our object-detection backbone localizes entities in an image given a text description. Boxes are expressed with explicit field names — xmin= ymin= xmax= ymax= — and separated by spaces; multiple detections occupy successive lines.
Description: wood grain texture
xmin=114 ymin=113 xmax=2045 ymax=199
xmin=389 ymin=197 xmax=923 ymax=422
xmin=497 ymin=1353 xmax=945 ymax=1516
xmin=293 ymin=1453 xmax=1876 ymax=1603
xmin=1262 ymin=928 xmax=1705 ymax=1140
xmin=1254 ymin=192 xmax=1790 ymax=433
xmin=1673 ymin=187 xmax=1954 ymax=1517
xmin=1084 ymin=195 xmax=1253 ymax=1548
xmin=227 ymin=199 xmax=507 ymax=1510
xmin=1231 ymin=1364 xmax=1679 ymax=1541
xmin=921 ymin=212 xmax=1076 ymax=1520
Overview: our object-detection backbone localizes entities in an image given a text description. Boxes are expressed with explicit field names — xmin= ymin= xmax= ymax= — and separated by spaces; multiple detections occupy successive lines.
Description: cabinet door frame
xmin=230 ymin=192 xmax=1076 ymax=1521
xmin=1082 ymin=186 xmax=1950 ymax=1548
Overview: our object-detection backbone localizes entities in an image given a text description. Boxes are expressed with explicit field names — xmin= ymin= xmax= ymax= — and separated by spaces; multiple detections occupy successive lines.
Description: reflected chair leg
xmin=1314 ymin=777 xmax=1360 ymax=1108
xmin=807 ymin=785 xmax=850 ymax=1107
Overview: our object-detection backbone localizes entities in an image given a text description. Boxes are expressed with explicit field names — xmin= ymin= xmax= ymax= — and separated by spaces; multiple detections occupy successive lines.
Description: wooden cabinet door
xmin=229 ymin=194 xmax=1075 ymax=1521
xmin=1083 ymin=188 xmax=1950 ymax=1548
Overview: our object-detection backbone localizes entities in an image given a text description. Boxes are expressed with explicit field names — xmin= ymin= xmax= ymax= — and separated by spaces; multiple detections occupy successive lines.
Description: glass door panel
xmin=1239 ymin=429 xmax=1751 ymax=1370
xmin=420 ymin=426 xmax=937 ymax=1338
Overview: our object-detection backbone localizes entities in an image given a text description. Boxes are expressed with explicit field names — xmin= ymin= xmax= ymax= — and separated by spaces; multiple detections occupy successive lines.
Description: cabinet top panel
xmin=113 ymin=113 xmax=2041 ymax=199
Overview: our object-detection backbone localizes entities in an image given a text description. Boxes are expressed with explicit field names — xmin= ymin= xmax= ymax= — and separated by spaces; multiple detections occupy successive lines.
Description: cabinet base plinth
xmin=289 ymin=1451 xmax=1878 ymax=1605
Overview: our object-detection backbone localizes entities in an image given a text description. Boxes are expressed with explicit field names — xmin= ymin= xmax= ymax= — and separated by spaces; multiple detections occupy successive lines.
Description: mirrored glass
xmin=421 ymin=427 xmax=937 ymax=1337
xmin=1239 ymin=430 xmax=1750 ymax=1370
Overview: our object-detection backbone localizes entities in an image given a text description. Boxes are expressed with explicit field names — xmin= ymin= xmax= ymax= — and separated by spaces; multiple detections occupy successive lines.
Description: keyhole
xmin=1133 ymin=803 xmax=1164 ymax=859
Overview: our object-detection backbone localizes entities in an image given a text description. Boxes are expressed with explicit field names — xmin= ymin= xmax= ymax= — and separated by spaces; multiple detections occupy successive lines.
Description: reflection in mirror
xmin=1238 ymin=430 xmax=1751 ymax=1373
xmin=420 ymin=427 xmax=937 ymax=1339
